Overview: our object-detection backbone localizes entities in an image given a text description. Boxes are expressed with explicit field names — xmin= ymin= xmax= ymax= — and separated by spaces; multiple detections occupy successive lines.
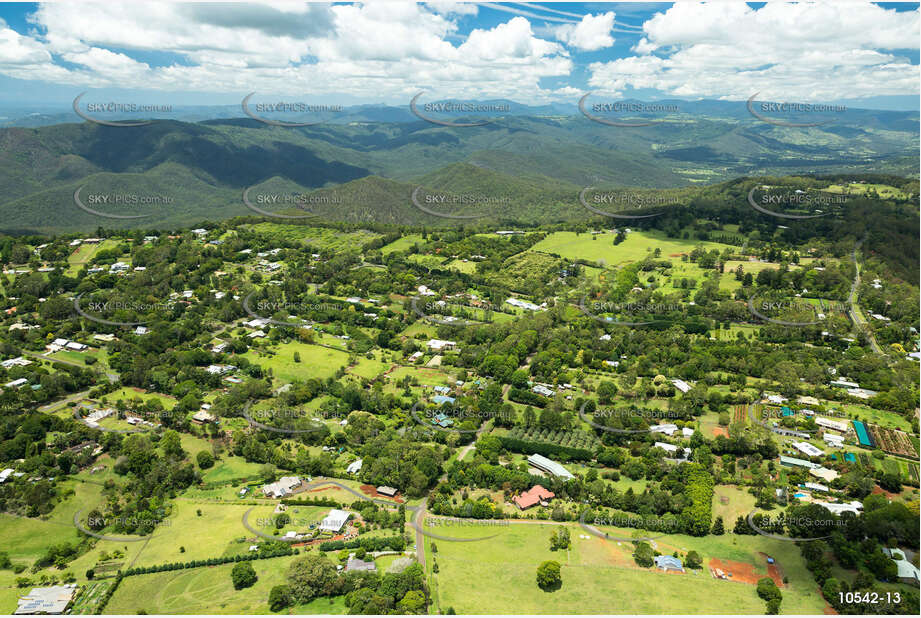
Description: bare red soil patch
xmin=712 ymin=426 xmax=729 ymax=437
xmin=709 ymin=557 xmax=783 ymax=587
xmin=360 ymin=484 xmax=404 ymax=502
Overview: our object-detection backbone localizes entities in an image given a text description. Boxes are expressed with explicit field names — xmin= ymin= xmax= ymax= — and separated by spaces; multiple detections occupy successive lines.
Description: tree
xmin=196 ymin=451 xmax=214 ymax=469
xmin=396 ymin=590 xmax=426 ymax=614
xmin=231 ymin=561 xmax=257 ymax=590
xmin=160 ymin=430 xmax=185 ymax=458
xmin=286 ymin=554 xmax=338 ymax=603
xmin=549 ymin=526 xmax=571 ymax=551
xmin=632 ymin=542 xmax=654 ymax=567
xmin=536 ymin=561 xmax=562 ymax=590
xmin=685 ymin=551 xmax=702 ymax=569
xmin=711 ymin=516 xmax=724 ymax=535
xmin=268 ymin=585 xmax=293 ymax=612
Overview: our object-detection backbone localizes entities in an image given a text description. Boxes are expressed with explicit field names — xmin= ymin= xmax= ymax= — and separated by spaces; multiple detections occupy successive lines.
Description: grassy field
xmin=425 ymin=520 xmax=827 ymax=615
xmin=824 ymin=183 xmax=912 ymax=200
xmin=380 ymin=234 xmax=424 ymax=255
xmin=97 ymin=386 xmax=177 ymax=409
xmin=201 ymin=456 xmax=266 ymax=484
xmin=529 ymin=230 xmax=735 ymax=268
xmin=243 ymin=342 xmax=350 ymax=384
xmin=103 ymin=554 xmax=348 ymax=614
xmin=65 ymin=239 xmax=121 ymax=276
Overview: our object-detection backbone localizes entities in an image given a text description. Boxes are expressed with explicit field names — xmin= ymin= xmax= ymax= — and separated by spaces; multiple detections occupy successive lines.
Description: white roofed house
xmin=346 ymin=459 xmax=363 ymax=475
xmin=793 ymin=441 xmax=824 ymax=457
xmin=262 ymin=476 xmax=302 ymax=498
xmin=671 ymin=379 xmax=692 ymax=393
xmin=319 ymin=508 xmax=351 ymax=533
xmin=649 ymin=423 xmax=678 ymax=437
xmin=426 ymin=339 xmax=456 ymax=352
xmin=527 ymin=453 xmax=574 ymax=480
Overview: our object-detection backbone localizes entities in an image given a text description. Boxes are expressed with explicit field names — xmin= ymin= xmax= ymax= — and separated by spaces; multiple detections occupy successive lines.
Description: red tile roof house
xmin=514 ymin=485 xmax=555 ymax=510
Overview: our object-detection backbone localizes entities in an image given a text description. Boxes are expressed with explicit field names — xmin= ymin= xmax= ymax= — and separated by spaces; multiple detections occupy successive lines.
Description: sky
xmin=0 ymin=1 xmax=918 ymax=110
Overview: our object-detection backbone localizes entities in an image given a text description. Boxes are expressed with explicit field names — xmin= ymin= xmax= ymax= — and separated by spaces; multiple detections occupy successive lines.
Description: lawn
xmin=103 ymin=554 xmax=348 ymax=614
xmin=248 ymin=223 xmax=381 ymax=252
xmin=97 ymin=386 xmax=177 ymax=410
xmin=380 ymin=234 xmax=424 ymax=255
xmin=528 ymin=230 xmax=735 ymax=268
xmin=201 ymin=456 xmax=267 ymax=484
xmin=243 ymin=342 xmax=350 ymax=384
xmin=425 ymin=520 xmax=827 ymax=614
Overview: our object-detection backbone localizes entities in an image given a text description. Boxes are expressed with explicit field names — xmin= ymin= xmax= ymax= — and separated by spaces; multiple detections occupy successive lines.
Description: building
xmin=772 ymin=427 xmax=811 ymax=438
xmin=815 ymin=416 xmax=848 ymax=433
xmin=506 ymin=297 xmax=541 ymax=311
xmin=671 ymin=379 xmax=692 ymax=393
xmin=654 ymin=555 xmax=684 ymax=573
xmin=346 ymin=459 xmax=363 ymax=475
xmin=653 ymin=441 xmax=679 ymax=454
xmin=1 ymin=356 xmax=31 ymax=368
xmin=823 ymin=432 xmax=844 ymax=447
xmin=814 ymin=500 xmax=862 ymax=516
xmin=514 ymin=485 xmax=555 ymax=510
xmin=792 ymin=441 xmax=824 ymax=457
xmin=262 ymin=476 xmax=301 ymax=498
xmin=852 ymin=420 xmax=873 ymax=447
xmin=532 ymin=384 xmax=554 ymax=397
xmin=881 ymin=549 xmax=921 ymax=584
xmin=527 ymin=453 xmax=574 ymax=480
xmin=4 ymin=378 xmax=28 ymax=389
xmin=829 ymin=379 xmax=859 ymax=389
xmin=810 ymin=467 xmax=839 ymax=482
xmin=0 ymin=468 xmax=14 ymax=483
xmin=93 ymin=334 xmax=117 ymax=343
xmin=191 ymin=410 xmax=215 ymax=424
xmin=426 ymin=339 xmax=456 ymax=352
xmin=780 ymin=455 xmax=820 ymax=469
xmin=649 ymin=423 xmax=679 ymax=436
xmin=804 ymin=482 xmax=829 ymax=493
xmin=319 ymin=509 xmax=351 ymax=533
xmin=65 ymin=341 xmax=88 ymax=351
xmin=15 ymin=585 xmax=78 ymax=615
xmin=345 ymin=556 xmax=377 ymax=572
xmin=376 ymin=486 xmax=399 ymax=497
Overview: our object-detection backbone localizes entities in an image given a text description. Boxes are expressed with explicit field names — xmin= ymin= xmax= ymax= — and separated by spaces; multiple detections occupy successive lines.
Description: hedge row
xmin=119 ymin=546 xmax=295 ymax=577
xmin=317 ymin=536 xmax=405 ymax=552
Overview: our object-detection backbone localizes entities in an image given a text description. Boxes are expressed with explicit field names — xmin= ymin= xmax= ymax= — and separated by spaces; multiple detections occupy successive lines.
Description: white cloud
xmin=589 ymin=1 xmax=920 ymax=101
xmin=554 ymin=12 xmax=616 ymax=51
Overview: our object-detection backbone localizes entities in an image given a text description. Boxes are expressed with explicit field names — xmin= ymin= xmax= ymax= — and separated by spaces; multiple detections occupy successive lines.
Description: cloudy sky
xmin=0 ymin=1 xmax=918 ymax=109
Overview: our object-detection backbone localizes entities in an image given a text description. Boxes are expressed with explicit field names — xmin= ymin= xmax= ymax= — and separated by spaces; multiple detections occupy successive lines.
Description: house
xmin=654 ymin=441 xmax=679 ymax=454
xmin=109 ymin=262 xmax=130 ymax=273
xmin=262 ymin=476 xmax=302 ymax=498
xmin=1 ymin=357 xmax=31 ymax=369
xmin=654 ymin=555 xmax=684 ymax=572
xmin=780 ymin=455 xmax=819 ymax=469
xmin=4 ymin=378 xmax=28 ymax=389
xmin=65 ymin=341 xmax=88 ymax=351
xmin=823 ymin=432 xmax=844 ymax=447
xmin=431 ymin=395 xmax=455 ymax=405
xmin=191 ymin=410 xmax=216 ymax=424
xmin=426 ymin=339 xmax=456 ymax=352
xmin=804 ymin=482 xmax=829 ymax=493
xmin=212 ymin=342 xmax=228 ymax=353
xmin=681 ymin=427 xmax=695 ymax=438
xmin=319 ymin=509 xmax=351 ymax=533
xmin=376 ymin=486 xmax=399 ymax=497
xmin=649 ymin=423 xmax=679 ymax=436
xmin=14 ymin=585 xmax=78 ymax=615
xmin=408 ymin=351 xmax=424 ymax=363
xmin=766 ymin=394 xmax=787 ymax=405
xmin=0 ymin=468 xmax=14 ymax=483
xmin=417 ymin=285 xmax=436 ymax=296
xmin=881 ymin=549 xmax=921 ymax=584
xmin=345 ymin=555 xmax=377 ymax=572
xmin=506 ymin=297 xmax=542 ymax=311
xmin=671 ymin=379 xmax=692 ymax=393
xmin=527 ymin=453 xmax=574 ymax=480
xmin=815 ymin=417 xmax=849 ymax=432
xmin=514 ymin=485 xmax=555 ymax=510
xmin=829 ymin=379 xmax=859 ymax=389
xmin=134 ymin=326 xmax=148 ymax=335
xmin=814 ymin=500 xmax=862 ymax=516
xmin=809 ymin=467 xmax=839 ymax=482
xmin=346 ymin=459 xmax=363 ymax=475
xmin=248 ymin=330 xmax=267 ymax=339
xmin=792 ymin=441 xmax=824 ymax=457
xmin=532 ymin=384 xmax=554 ymax=397
xmin=93 ymin=334 xmax=117 ymax=343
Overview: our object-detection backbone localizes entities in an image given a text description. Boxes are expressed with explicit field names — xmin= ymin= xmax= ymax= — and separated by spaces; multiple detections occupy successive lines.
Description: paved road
xmin=38 ymin=388 xmax=92 ymax=412
xmin=848 ymin=236 xmax=884 ymax=356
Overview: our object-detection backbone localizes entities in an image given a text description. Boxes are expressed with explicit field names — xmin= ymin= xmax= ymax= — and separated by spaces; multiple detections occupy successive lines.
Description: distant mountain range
xmin=0 ymin=99 xmax=916 ymax=233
